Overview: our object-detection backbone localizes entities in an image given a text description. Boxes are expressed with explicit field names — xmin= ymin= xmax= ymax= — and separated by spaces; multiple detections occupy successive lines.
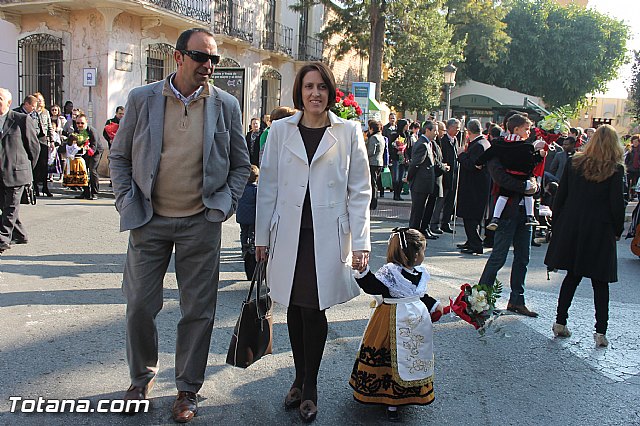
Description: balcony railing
xmin=262 ymin=22 xmax=294 ymax=56
xmin=211 ymin=0 xmax=254 ymax=43
xmin=146 ymin=0 xmax=211 ymax=23
xmin=297 ymin=35 xmax=323 ymax=62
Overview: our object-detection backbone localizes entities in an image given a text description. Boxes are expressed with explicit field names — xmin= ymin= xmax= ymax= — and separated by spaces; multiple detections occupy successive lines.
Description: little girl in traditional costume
xmin=350 ymin=228 xmax=444 ymax=422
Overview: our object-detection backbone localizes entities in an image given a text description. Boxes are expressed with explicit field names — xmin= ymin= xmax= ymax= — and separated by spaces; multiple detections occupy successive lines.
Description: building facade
xmin=0 ymin=0 xmax=364 ymax=135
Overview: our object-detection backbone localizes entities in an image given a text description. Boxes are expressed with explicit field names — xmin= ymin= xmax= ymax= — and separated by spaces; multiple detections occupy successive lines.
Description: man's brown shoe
xmin=123 ymin=376 xmax=155 ymax=415
xmin=506 ymin=303 xmax=539 ymax=318
xmin=172 ymin=391 xmax=198 ymax=423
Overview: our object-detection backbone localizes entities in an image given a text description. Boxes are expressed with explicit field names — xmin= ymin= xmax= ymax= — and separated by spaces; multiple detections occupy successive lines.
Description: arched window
xmin=146 ymin=43 xmax=177 ymax=83
xmin=261 ymin=66 xmax=282 ymax=119
xmin=219 ymin=57 xmax=240 ymax=68
xmin=18 ymin=34 xmax=64 ymax=108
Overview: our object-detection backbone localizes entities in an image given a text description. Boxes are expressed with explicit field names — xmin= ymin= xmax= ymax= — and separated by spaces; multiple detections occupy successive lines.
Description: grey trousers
xmin=123 ymin=212 xmax=222 ymax=393
xmin=0 ymin=184 xmax=27 ymax=245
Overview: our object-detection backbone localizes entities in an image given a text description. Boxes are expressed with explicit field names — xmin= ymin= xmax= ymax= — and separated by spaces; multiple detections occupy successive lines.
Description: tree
xmin=629 ymin=50 xmax=640 ymax=121
xmin=382 ymin=0 xmax=463 ymax=113
xmin=302 ymin=0 xmax=387 ymax=99
xmin=445 ymin=0 xmax=510 ymax=82
xmin=474 ymin=0 xmax=629 ymax=108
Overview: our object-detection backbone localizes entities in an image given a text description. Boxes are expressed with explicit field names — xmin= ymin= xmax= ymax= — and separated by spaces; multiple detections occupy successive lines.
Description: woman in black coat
xmin=544 ymin=124 xmax=625 ymax=347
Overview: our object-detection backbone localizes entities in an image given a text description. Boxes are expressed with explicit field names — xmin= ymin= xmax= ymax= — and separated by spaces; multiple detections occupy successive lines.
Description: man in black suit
xmin=14 ymin=95 xmax=51 ymax=197
xmin=407 ymin=120 xmax=449 ymax=239
xmin=0 ymin=88 xmax=40 ymax=252
xmin=456 ymin=119 xmax=491 ymax=255
xmin=244 ymin=117 xmax=262 ymax=166
xmin=431 ymin=118 xmax=460 ymax=233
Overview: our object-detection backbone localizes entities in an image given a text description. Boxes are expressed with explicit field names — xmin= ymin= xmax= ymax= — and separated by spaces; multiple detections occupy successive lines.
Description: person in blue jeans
xmin=478 ymin=155 xmax=540 ymax=317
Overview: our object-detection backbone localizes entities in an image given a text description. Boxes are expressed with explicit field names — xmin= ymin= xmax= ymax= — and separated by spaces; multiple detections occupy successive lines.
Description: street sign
xmin=83 ymin=68 xmax=97 ymax=87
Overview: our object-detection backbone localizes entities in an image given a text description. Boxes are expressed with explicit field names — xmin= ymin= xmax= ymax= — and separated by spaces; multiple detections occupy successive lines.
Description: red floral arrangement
xmin=331 ymin=90 xmax=363 ymax=120
xmin=104 ymin=122 xmax=119 ymax=141
xmin=447 ymin=281 xmax=502 ymax=334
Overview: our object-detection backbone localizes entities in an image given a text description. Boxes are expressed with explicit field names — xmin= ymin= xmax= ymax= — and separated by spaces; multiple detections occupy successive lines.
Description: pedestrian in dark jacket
xmin=545 ymin=124 xmax=625 ymax=348
xmin=236 ymin=164 xmax=259 ymax=279
xmin=456 ymin=119 xmax=491 ymax=254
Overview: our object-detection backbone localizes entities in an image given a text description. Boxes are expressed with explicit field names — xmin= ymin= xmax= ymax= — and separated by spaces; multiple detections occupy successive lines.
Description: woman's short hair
xmin=386 ymin=228 xmax=426 ymax=268
xmin=368 ymin=120 xmax=381 ymax=133
xmin=292 ymin=62 xmax=337 ymax=112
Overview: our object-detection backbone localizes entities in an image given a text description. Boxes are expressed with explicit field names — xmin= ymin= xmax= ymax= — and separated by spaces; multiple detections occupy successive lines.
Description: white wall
xmin=0 ymin=19 xmax=19 ymax=100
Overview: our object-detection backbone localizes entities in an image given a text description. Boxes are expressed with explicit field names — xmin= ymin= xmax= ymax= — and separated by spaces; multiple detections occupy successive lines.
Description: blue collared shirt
xmin=169 ymin=74 xmax=204 ymax=106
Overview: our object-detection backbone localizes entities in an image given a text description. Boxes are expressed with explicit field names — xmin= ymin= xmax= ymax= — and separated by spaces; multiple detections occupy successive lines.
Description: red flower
xmin=356 ymin=106 xmax=363 ymax=115
xmin=343 ymin=99 xmax=352 ymax=107
xmin=335 ymin=96 xmax=342 ymax=104
xmin=347 ymin=93 xmax=355 ymax=100
xmin=336 ymin=90 xmax=345 ymax=98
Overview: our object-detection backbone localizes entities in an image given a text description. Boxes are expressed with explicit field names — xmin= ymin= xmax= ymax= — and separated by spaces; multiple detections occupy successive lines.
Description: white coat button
xmin=284 ymin=181 xmax=288 ymax=186
xmin=330 ymin=202 xmax=335 ymax=208
xmin=287 ymin=157 xmax=292 ymax=163
xmin=328 ymin=181 xmax=335 ymax=187
xmin=329 ymin=159 xmax=334 ymax=165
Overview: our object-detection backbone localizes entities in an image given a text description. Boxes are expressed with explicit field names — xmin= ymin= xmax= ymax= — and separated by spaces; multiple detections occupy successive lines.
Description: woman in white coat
xmin=255 ymin=62 xmax=371 ymax=422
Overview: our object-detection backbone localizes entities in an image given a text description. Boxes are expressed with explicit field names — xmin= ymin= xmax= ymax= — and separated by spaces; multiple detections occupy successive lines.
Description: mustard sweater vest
xmin=152 ymin=88 xmax=206 ymax=217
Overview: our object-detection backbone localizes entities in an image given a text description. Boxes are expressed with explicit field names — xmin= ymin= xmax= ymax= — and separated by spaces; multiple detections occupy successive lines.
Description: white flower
xmin=469 ymin=288 xmax=489 ymax=313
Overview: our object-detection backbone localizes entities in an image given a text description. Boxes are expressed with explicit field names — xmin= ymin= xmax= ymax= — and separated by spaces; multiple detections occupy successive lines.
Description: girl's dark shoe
xmin=386 ymin=407 xmax=401 ymax=422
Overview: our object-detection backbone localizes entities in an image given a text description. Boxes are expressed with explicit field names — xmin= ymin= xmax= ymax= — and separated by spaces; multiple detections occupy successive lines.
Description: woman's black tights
xmin=556 ymin=272 xmax=609 ymax=334
xmin=287 ymin=305 xmax=328 ymax=403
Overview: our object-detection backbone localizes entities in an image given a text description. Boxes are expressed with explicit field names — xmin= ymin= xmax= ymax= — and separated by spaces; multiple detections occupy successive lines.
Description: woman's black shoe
xmin=284 ymin=388 xmax=302 ymax=409
xmin=299 ymin=400 xmax=317 ymax=423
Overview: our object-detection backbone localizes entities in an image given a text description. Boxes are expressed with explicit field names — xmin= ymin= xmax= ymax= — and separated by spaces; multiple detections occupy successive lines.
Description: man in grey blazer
xmin=109 ymin=28 xmax=250 ymax=422
xmin=0 ymin=88 xmax=40 ymax=252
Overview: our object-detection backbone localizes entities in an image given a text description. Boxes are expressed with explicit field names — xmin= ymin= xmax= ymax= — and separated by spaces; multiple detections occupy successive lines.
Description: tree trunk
xmin=368 ymin=0 xmax=385 ymax=100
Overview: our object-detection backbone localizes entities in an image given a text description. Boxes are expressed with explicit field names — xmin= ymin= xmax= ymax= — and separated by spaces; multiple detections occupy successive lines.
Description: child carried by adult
xmin=478 ymin=113 xmax=546 ymax=230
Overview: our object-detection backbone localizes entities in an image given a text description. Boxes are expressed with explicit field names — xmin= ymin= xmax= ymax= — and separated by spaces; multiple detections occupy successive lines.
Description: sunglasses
xmin=180 ymin=50 xmax=220 ymax=65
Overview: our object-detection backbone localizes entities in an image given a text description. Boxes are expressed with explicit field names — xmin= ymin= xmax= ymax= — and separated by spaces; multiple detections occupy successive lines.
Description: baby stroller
xmin=626 ymin=201 xmax=640 ymax=258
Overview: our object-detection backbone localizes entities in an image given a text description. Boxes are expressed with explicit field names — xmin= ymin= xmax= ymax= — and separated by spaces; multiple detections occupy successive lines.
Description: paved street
xmin=1 ymin=186 xmax=639 ymax=425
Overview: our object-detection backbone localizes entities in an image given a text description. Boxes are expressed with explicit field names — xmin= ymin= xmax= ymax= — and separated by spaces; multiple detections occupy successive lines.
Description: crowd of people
xmin=0 ymin=26 xmax=634 ymax=425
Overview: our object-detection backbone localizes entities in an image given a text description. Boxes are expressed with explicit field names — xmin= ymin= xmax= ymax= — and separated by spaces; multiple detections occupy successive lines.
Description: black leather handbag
xmin=20 ymin=184 xmax=36 ymax=205
xmin=226 ymin=261 xmax=273 ymax=368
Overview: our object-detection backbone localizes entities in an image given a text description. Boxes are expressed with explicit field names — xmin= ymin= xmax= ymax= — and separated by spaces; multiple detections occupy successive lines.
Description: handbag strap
xmin=245 ymin=261 xmax=269 ymax=318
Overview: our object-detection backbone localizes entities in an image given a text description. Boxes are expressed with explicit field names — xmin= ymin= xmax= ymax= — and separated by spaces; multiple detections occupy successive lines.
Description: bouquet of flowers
xmin=538 ymin=106 xmax=571 ymax=135
xmin=448 ymin=280 xmax=502 ymax=334
xmin=74 ymin=132 xmax=95 ymax=156
xmin=331 ymin=90 xmax=363 ymax=120
xmin=74 ymin=132 xmax=88 ymax=148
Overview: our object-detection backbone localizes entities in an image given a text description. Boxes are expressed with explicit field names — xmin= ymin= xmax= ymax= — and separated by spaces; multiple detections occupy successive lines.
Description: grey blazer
xmin=0 ymin=110 xmax=40 ymax=187
xmin=366 ymin=133 xmax=385 ymax=167
xmin=109 ymin=78 xmax=251 ymax=232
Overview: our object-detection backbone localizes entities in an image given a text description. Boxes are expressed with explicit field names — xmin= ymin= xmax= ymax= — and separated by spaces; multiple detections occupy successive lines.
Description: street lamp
xmin=443 ymin=63 xmax=457 ymax=121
